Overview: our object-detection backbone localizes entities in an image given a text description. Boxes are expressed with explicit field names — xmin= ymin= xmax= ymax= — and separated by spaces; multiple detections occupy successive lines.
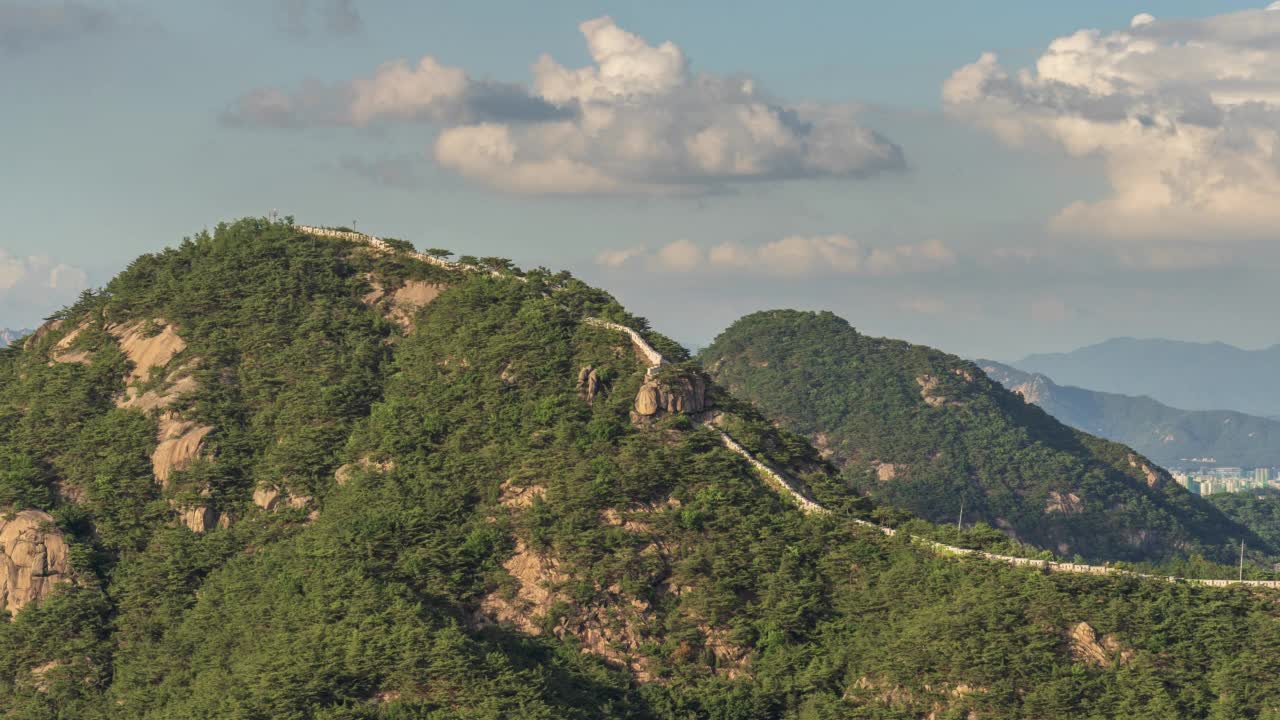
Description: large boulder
xmin=0 ymin=510 xmax=70 ymax=618
xmin=632 ymin=371 xmax=708 ymax=419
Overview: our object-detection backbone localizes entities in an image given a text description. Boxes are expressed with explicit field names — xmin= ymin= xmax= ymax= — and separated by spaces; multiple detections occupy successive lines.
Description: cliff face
xmin=0 ymin=511 xmax=70 ymax=617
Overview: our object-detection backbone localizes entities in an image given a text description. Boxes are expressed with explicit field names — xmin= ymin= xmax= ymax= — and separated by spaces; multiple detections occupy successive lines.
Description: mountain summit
xmin=1 ymin=220 xmax=1278 ymax=718
xmin=699 ymin=310 xmax=1255 ymax=562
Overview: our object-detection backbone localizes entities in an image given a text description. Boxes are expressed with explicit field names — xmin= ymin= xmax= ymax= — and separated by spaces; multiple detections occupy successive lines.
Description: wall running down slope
xmin=295 ymin=225 xmax=1279 ymax=591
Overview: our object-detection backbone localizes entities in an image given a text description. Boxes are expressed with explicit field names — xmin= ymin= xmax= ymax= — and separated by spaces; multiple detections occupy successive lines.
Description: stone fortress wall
xmin=295 ymin=224 xmax=1280 ymax=591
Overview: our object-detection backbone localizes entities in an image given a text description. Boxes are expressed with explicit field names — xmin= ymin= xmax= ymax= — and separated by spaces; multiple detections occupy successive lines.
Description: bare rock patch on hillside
xmin=0 ymin=510 xmax=70 ymax=617
xmin=152 ymin=413 xmax=213 ymax=487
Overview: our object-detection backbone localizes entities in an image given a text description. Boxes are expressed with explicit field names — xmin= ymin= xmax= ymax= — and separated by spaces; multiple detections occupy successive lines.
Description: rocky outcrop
xmin=180 ymin=505 xmax=219 ymax=534
xmin=152 ymin=413 xmax=214 ymax=487
xmin=1 ymin=510 xmax=70 ymax=617
xmin=117 ymin=366 xmax=198 ymax=412
xmin=1068 ymin=622 xmax=1131 ymax=668
xmin=1046 ymin=491 xmax=1084 ymax=514
xmin=334 ymin=457 xmax=396 ymax=486
xmin=577 ymin=365 xmax=601 ymax=404
xmin=1127 ymin=455 xmax=1163 ymax=488
xmin=23 ymin=318 xmax=63 ymax=351
xmin=108 ymin=320 xmax=187 ymax=383
xmin=252 ymin=486 xmax=311 ymax=512
xmin=871 ymin=461 xmax=901 ymax=482
xmin=632 ymin=372 xmax=708 ymax=419
xmin=49 ymin=322 xmax=92 ymax=365
xmin=916 ymin=375 xmax=950 ymax=408
xmin=361 ymin=277 xmax=444 ymax=331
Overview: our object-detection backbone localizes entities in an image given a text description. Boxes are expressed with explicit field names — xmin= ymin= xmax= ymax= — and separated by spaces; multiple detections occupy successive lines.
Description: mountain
xmin=980 ymin=360 xmax=1280 ymax=469
xmin=0 ymin=328 xmax=31 ymax=348
xmin=3 ymin=219 xmax=1280 ymax=719
xmin=1016 ymin=337 xmax=1280 ymax=418
xmin=698 ymin=310 xmax=1256 ymax=563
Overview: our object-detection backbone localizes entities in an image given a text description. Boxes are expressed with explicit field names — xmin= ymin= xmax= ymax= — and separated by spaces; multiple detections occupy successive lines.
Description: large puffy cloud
xmin=0 ymin=1 xmax=113 ymax=55
xmin=437 ymin=17 xmax=904 ymax=193
xmin=598 ymin=236 xmax=954 ymax=277
xmin=944 ymin=4 xmax=1280 ymax=242
xmin=229 ymin=16 xmax=903 ymax=193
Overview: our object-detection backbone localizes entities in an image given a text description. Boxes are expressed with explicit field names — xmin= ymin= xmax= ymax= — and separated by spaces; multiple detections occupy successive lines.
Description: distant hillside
xmin=981 ymin=361 xmax=1280 ymax=469
xmin=0 ymin=328 xmax=30 ymax=348
xmin=1016 ymin=338 xmax=1280 ymax=418
xmin=699 ymin=310 xmax=1257 ymax=563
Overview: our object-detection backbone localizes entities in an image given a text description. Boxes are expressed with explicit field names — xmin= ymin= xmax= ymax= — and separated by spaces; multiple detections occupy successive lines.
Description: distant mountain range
xmin=981 ymin=360 xmax=1280 ymax=469
xmin=0 ymin=327 xmax=31 ymax=348
xmin=1015 ymin=338 xmax=1280 ymax=418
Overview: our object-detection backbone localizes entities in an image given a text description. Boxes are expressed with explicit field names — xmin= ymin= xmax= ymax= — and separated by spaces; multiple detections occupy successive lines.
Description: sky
xmin=3 ymin=0 xmax=1279 ymax=360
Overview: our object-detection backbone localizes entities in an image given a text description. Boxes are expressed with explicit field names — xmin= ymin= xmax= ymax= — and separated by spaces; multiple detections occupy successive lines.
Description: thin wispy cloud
xmin=597 ymin=235 xmax=956 ymax=278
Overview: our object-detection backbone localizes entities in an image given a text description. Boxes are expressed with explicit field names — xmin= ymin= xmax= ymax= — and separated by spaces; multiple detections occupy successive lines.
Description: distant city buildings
xmin=1172 ymin=466 xmax=1280 ymax=496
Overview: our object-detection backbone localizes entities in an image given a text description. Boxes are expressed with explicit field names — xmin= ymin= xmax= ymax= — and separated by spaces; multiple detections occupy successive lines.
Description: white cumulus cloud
xmin=229 ymin=16 xmax=904 ymax=194
xmin=944 ymin=4 xmax=1280 ymax=243
xmin=436 ymin=17 xmax=903 ymax=194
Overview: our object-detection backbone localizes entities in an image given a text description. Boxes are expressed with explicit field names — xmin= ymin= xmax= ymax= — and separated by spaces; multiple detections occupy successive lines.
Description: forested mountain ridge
xmin=698 ymin=310 xmax=1259 ymax=564
xmin=4 ymin=220 xmax=1280 ymax=719
xmin=1017 ymin=337 xmax=1280 ymax=418
xmin=981 ymin=360 xmax=1280 ymax=468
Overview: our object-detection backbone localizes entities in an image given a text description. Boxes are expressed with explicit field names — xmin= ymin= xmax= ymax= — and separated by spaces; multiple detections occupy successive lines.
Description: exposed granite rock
xmin=916 ymin=375 xmax=947 ymax=407
xmin=1127 ymin=455 xmax=1163 ymax=488
xmin=1046 ymin=491 xmax=1084 ymax=514
xmin=0 ymin=510 xmax=70 ymax=617
xmin=181 ymin=505 xmax=219 ymax=534
xmin=253 ymin=486 xmax=311 ymax=512
xmin=361 ymin=277 xmax=444 ymax=331
xmin=334 ymin=457 xmax=396 ymax=486
xmin=152 ymin=412 xmax=214 ymax=487
xmin=49 ymin=322 xmax=92 ymax=365
xmin=1068 ymin=622 xmax=1132 ymax=668
xmin=108 ymin=320 xmax=187 ymax=383
xmin=872 ymin=461 xmax=899 ymax=482
xmin=577 ymin=365 xmax=601 ymax=404
xmin=632 ymin=371 xmax=708 ymax=419
xmin=23 ymin=318 xmax=63 ymax=351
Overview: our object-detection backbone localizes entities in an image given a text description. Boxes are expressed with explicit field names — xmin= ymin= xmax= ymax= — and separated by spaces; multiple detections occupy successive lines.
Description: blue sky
xmin=3 ymin=0 xmax=1278 ymax=359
